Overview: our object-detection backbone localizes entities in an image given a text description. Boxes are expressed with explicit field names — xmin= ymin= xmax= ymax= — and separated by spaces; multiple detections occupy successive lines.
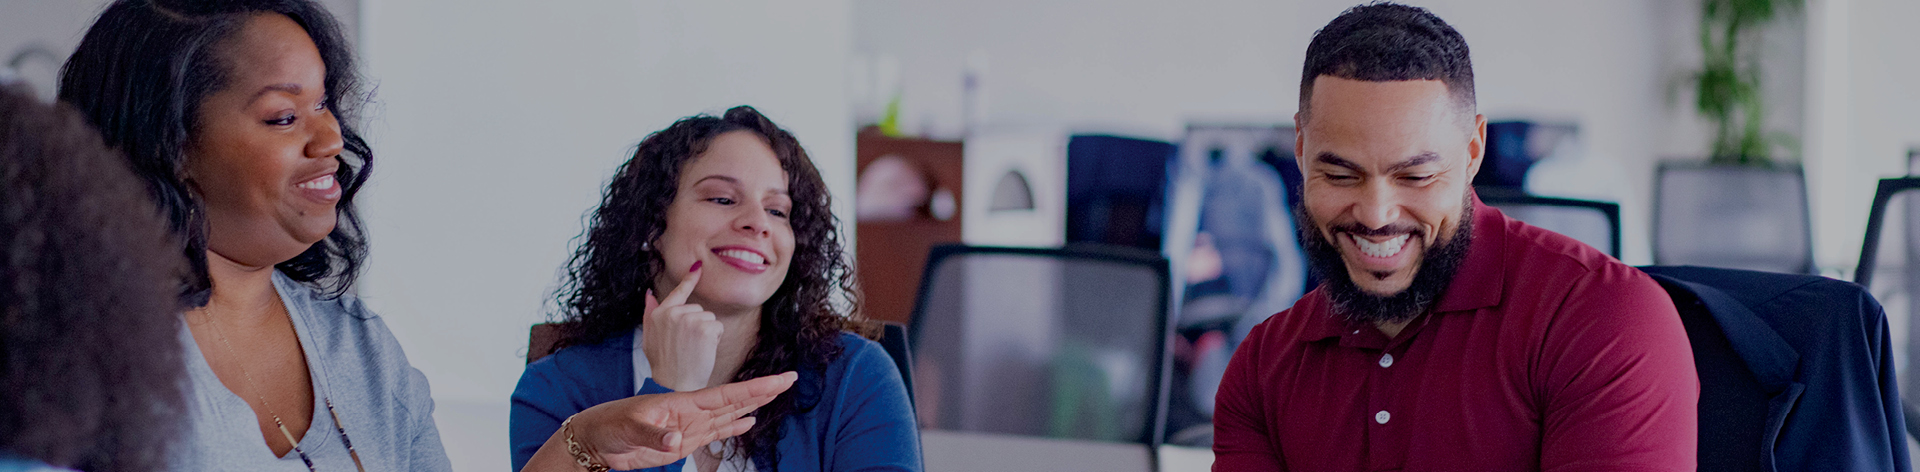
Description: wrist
xmin=653 ymin=373 xmax=705 ymax=393
xmin=561 ymin=414 xmax=611 ymax=472
xmin=639 ymin=376 xmax=677 ymax=395
xmin=646 ymin=360 xmax=688 ymax=392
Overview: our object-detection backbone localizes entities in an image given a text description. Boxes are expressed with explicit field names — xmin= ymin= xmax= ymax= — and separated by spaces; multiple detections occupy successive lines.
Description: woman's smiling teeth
xmin=716 ymin=249 xmax=767 ymax=265
xmin=296 ymin=174 xmax=334 ymax=190
xmin=1352 ymin=234 xmax=1410 ymax=258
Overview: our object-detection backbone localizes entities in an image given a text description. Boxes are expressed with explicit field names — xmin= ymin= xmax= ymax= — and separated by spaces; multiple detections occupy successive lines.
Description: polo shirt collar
xmin=1431 ymin=194 xmax=1505 ymax=313
xmin=1302 ymin=290 xmax=1353 ymax=343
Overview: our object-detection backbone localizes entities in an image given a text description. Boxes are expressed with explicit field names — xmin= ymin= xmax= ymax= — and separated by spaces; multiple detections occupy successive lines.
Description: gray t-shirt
xmin=171 ymin=271 xmax=452 ymax=471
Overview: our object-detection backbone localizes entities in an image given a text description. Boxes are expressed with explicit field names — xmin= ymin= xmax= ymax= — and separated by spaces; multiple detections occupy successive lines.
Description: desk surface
xmin=921 ymin=430 xmax=1155 ymax=472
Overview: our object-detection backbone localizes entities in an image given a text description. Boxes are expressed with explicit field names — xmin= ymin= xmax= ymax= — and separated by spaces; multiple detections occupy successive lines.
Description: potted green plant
xmin=1692 ymin=0 xmax=1800 ymax=164
xmin=1654 ymin=0 xmax=1813 ymax=273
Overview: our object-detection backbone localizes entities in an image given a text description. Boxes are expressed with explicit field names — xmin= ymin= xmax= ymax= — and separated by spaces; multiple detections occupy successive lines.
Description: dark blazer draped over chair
xmin=1641 ymin=265 xmax=1910 ymax=472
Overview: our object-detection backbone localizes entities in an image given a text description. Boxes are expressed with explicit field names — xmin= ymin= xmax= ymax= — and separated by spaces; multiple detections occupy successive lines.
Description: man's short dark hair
xmin=1299 ymin=2 xmax=1475 ymax=124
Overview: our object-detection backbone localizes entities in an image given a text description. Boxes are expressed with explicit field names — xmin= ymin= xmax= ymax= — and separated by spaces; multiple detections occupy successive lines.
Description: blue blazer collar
xmin=1648 ymin=273 xmax=1801 ymax=392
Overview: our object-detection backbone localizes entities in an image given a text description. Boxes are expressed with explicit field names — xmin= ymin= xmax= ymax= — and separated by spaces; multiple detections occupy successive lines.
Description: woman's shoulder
xmin=272 ymin=270 xmax=380 ymax=323
xmin=828 ymin=330 xmax=880 ymax=360
xmin=525 ymin=329 xmax=634 ymax=374
xmin=273 ymin=271 xmax=398 ymax=355
xmin=271 ymin=271 xmax=423 ymax=399
xmin=823 ymin=330 xmax=899 ymax=384
xmin=515 ymin=329 xmax=636 ymax=400
xmin=804 ymin=331 xmax=916 ymax=446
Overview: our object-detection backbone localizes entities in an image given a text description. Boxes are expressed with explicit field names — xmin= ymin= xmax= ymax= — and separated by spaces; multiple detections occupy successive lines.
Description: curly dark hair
xmin=554 ymin=105 xmax=859 ymax=470
xmin=56 ymin=0 xmax=372 ymax=305
xmin=0 ymin=83 xmax=188 ymax=471
xmin=1299 ymin=2 xmax=1475 ymax=124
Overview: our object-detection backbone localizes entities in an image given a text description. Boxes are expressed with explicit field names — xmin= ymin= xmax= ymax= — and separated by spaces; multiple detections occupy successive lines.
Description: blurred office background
xmin=4 ymin=0 xmax=1918 ymax=470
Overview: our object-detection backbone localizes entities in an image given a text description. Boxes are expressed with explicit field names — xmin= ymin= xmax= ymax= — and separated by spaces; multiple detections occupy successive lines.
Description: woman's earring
xmin=640 ymin=240 xmax=653 ymax=252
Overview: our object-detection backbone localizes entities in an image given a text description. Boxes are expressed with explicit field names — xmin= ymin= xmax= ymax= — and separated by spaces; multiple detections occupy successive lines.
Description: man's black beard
xmin=1297 ymin=201 xmax=1474 ymax=325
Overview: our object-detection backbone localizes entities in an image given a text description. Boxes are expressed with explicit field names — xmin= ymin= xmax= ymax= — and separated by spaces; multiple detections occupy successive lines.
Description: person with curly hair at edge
xmin=0 ymin=81 xmax=186 ymax=472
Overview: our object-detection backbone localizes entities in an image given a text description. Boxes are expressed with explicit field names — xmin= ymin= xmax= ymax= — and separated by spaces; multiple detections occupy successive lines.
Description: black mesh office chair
xmin=908 ymin=244 xmax=1172 ymax=472
xmin=877 ymin=321 xmax=915 ymax=409
xmin=1853 ymin=176 xmax=1920 ymax=441
xmin=1653 ymin=162 xmax=1814 ymax=273
xmin=1479 ymin=188 xmax=1622 ymax=258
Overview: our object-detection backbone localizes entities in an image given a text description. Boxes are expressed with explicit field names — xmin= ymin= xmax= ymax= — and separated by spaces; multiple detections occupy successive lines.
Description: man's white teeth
xmin=718 ymin=249 xmax=766 ymax=265
xmin=297 ymin=175 xmax=335 ymax=190
xmin=1352 ymin=234 xmax=1410 ymax=258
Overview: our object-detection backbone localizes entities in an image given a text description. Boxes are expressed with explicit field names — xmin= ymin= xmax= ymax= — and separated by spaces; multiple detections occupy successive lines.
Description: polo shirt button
xmin=1379 ymin=354 xmax=1394 ymax=368
xmin=1375 ymin=410 xmax=1391 ymax=424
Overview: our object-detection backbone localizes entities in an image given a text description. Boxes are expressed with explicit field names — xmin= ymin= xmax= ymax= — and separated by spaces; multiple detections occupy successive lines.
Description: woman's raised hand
xmin=644 ymin=261 xmax=723 ymax=392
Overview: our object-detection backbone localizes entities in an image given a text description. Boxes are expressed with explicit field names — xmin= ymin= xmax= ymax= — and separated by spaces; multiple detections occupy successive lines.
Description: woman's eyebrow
xmin=247 ymin=83 xmax=304 ymax=104
xmin=694 ymin=174 xmax=790 ymax=195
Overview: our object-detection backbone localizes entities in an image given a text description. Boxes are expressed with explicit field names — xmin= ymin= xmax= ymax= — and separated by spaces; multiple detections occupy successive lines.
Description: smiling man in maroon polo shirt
xmin=1212 ymin=4 xmax=1698 ymax=471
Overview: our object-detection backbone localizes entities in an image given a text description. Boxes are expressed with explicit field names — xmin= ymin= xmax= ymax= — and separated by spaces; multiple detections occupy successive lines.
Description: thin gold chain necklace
xmin=202 ymin=303 xmax=368 ymax=472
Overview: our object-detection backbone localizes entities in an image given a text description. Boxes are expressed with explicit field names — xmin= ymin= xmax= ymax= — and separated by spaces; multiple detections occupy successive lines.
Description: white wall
xmin=1806 ymin=0 xmax=1920 ymax=272
xmin=355 ymin=1 xmax=853 ymax=469
xmin=853 ymin=0 xmax=1770 ymax=266
xmin=0 ymin=0 xmax=357 ymax=101
xmin=0 ymin=1 xmax=107 ymax=101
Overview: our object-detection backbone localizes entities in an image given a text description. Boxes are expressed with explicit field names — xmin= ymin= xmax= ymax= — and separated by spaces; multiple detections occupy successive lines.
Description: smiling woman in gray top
xmin=56 ymin=2 xmax=800 ymax=470
xmin=56 ymin=1 xmax=452 ymax=470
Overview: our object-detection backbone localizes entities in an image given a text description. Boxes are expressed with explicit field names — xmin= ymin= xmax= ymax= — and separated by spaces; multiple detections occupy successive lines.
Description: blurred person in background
xmin=1211 ymin=3 xmax=1697 ymax=470
xmin=0 ymin=82 xmax=185 ymax=472
xmin=58 ymin=2 xmax=797 ymax=470
xmin=512 ymin=106 xmax=921 ymax=472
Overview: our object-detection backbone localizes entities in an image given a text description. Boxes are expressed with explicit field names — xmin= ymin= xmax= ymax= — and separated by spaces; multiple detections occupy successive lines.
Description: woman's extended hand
xmin=644 ymin=261 xmax=722 ymax=392
xmin=583 ymin=371 xmax=795 ymax=469
xmin=522 ymin=371 xmax=796 ymax=472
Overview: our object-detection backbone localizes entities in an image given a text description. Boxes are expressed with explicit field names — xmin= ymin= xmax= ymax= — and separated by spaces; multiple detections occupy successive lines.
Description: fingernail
xmin=690 ymin=260 xmax=702 ymax=272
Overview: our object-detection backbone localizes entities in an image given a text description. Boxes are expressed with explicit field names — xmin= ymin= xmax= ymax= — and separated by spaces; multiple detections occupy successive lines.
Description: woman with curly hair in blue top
xmin=512 ymin=106 xmax=922 ymax=472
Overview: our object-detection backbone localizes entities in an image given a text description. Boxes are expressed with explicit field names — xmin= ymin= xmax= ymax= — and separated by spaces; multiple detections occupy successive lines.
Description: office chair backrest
xmin=908 ymin=244 xmax=1173 ymax=447
xmin=528 ymin=322 xmax=562 ymax=364
xmin=1654 ymin=163 xmax=1813 ymax=273
xmin=1479 ymin=189 xmax=1622 ymax=258
xmin=876 ymin=321 xmax=915 ymax=407
xmin=1855 ymin=177 xmax=1920 ymax=287
xmin=1853 ymin=176 xmax=1920 ymax=440
xmin=1066 ymin=135 xmax=1177 ymax=251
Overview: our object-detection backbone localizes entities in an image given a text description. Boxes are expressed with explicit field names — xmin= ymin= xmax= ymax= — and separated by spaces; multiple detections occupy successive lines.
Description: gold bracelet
xmin=562 ymin=415 xmax=611 ymax=472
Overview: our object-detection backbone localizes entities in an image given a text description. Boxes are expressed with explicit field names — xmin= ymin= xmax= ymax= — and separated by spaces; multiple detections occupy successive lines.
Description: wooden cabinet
xmin=854 ymin=129 xmax=964 ymax=324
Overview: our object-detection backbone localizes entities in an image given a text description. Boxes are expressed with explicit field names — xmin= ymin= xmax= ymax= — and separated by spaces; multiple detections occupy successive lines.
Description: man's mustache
xmin=1327 ymin=222 xmax=1424 ymax=239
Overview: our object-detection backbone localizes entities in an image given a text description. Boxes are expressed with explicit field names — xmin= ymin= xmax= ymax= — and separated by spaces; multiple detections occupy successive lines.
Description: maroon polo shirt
xmin=1213 ymin=197 xmax=1698 ymax=471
